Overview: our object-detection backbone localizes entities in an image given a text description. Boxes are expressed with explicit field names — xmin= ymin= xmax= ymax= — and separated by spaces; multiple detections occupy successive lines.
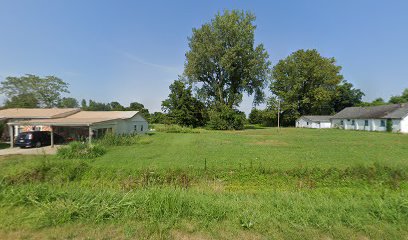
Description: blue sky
xmin=0 ymin=0 xmax=407 ymax=113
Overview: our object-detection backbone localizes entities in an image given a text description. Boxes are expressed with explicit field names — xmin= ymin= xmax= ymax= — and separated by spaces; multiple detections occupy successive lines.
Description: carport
xmin=7 ymin=118 xmax=115 ymax=148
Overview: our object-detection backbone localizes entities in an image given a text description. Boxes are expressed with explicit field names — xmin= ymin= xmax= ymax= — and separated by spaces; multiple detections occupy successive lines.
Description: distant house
xmin=331 ymin=103 xmax=408 ymax=133
xmin=296 ymin=115 xmax=332 ymax=129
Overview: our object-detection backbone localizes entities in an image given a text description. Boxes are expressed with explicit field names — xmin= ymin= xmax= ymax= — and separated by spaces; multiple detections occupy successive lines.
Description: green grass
xmin=0 ymin=128 xmax=408 ymax=239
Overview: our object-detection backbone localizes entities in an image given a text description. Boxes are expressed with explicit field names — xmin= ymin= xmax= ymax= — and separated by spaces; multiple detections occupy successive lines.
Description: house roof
xmin=8 ymin=111 xmax=140 ymax=126
xmin=331 ymin=103 xmax=408 ymax=119
xmin=299 ymin=115 xmax=332 ymax=122
xmin=0 ymin=108 xmax=80 ymax=119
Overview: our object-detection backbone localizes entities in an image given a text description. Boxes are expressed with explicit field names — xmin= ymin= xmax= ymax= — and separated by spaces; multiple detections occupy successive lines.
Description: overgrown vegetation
xmin=155 ymin=124 xmax=201 ymax=133
xmin=57 ymin=142 xmax=106 ymax=159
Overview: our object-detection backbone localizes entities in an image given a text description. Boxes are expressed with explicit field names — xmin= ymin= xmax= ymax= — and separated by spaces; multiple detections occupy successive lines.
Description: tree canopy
xmin=0 ymin=74 xmax=69 ymax=108
xmin=184 ymin=10 xmax=271 ymax=108
xmin=58 ymin=97 xmax=79 ymax=108
xmin=270 ymin=49 xmax=363 ymax=125
xmin=162 ymin=80 xmax=208 ymax=127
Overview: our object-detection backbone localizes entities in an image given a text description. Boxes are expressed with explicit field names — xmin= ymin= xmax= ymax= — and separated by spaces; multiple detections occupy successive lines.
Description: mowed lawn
xmin=0 ymin=128 xmax=408 ymax=240
xmin=95 ymin=127 xmax=408 ymax=170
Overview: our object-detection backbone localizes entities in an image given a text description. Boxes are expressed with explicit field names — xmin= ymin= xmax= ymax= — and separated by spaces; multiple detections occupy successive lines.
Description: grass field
xmin=0 ymin=128 xmax=407 ymax=239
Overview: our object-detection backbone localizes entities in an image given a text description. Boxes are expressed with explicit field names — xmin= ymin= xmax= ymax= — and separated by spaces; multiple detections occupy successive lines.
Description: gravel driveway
xmin=0 ymin=145 xmax=61 ymax=156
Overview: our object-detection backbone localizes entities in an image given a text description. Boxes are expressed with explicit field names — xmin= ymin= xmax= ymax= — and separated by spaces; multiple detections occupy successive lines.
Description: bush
xmin=97 ymin=133 xmax=141 ymax=146
xmin=57 ymin=142 xmax=106 ymax=159
xmin=207 ymin=105 xmax=245 ymax=130
xmin=155 ymin=124 xmax=201 ymax=133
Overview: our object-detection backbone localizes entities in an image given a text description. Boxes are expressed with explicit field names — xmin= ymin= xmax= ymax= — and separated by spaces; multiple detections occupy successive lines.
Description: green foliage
xmin=127 ymin=102 xmax=150 ymax=117
xmin=271 ymin=49 xmax=363 ymax=125
xmin=4 ymin=93 xmax=39 ymax=108
xmin=154 ymin=124 xmax=201 ymax=133
xmin=386 ymin=119 xmax=393 ymax=132
xmin=149 ymin=112 xmax=168 ymax=124
xmin=162 ymin=80 xmax=208 ymax=127
xmin=207 ymin=104 xmax=246 ymax=130
xmin=358 ymin=97 xmax=387 ymax=106
xmin=57 ymin=142 xmax=106 ymax=159
xmin=389 ymin=88 xmax=408 ymax=104
xmin=332 ymin=81 xmax=364 ymax=112
xmin=248 ymin=108 xmax=263 ymax=124
xmin=0 ymin=74 xmax=69 ymax=108
xmin=97 ymin=133 xmax=144 ymax=146
xmin=184 ymin=10 xmax=271 ymax=108
xmin=58 ymin=97 xmax=79 ymax=108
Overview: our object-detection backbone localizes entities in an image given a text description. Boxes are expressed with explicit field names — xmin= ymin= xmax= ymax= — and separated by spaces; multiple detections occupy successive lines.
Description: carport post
xmin=9 ymin=124 xmax=14 ymax=148
xmin=88 ymin=126 xmax=93 ymax=145
xmin=50 ymin=126 xmax=54 ymax=148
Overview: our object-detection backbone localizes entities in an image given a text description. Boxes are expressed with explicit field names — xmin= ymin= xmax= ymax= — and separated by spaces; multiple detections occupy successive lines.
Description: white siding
xmin=92 ymin=113 xmax=148 ymax=135
xmin=401 ymin=116 xmax=408 ymax=133
xmin=331 ymin=118 xmax=407 ymax=133
xmin=296 ymin=118 xmax=331 ymax=129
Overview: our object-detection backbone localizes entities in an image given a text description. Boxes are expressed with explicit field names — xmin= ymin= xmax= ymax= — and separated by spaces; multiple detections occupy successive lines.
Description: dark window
xmin=365 ymin=120 xmax=369 ymax=126
xmin=351 ymin=120 xmax=355 ymax=126
xmin=141 ymin=125 xmax=144 ymax=132
xmin=340 ymin=120 xmax=344 ymax=125
xmin=134 ymin=125 xmax=138 ymax=131
xmin=380 ymin=120 xmax=385 ymax=127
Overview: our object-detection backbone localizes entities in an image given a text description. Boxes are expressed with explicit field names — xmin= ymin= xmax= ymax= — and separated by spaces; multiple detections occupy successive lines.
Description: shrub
xmin=57 ymin=142 xmax=106 ymax=159
xmin=207 ymin=105 xmax=245 ymax=130
xmin=97 ymin=133 xmax=141 ymax=146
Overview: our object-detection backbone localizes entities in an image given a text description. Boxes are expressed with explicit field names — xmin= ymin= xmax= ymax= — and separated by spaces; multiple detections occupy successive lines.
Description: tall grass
xmin=57 ymin=142 xmax=106 ymax=159
xmin=155 ymin=124 xmax=201 ymax=133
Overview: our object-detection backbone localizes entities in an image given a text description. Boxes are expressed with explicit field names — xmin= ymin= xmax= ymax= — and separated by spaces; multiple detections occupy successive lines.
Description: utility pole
xmin=277 ymin=99 xmax=280 ymax=131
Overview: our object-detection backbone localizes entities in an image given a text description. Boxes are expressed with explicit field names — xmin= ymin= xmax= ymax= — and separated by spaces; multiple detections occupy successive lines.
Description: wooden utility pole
xmin=277 ymin=99 xmax=280 ymax=131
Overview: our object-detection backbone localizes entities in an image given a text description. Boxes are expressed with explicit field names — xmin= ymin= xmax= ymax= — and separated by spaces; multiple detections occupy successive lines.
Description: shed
xmin=296 ymin=115 xmax=332 ymax=129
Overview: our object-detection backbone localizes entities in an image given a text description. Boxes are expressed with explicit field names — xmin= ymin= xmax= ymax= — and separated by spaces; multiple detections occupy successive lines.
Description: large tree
xmin=162 ymin=80 xmax=208 ymax=127
xmin=270 ymin=49 xmax=362 ymax=125
xmin=4 ymin=93 xmax=39 ymax=108
xmin=184 ymin=10 xmax=271 ymax=108
xmin=0 ymin=74 xmax=69 ymax=108
xmin=127 ymin=102 xmax=150 ymax=116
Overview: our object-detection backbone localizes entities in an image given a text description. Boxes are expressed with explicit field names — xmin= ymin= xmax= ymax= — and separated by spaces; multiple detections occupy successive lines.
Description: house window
xmin=141 ymin=125 xmax=144 ymax=132
xmin=351 ymin=120 xmax=355 ymax=126
xmin=365 ymin=120 xmax=369 ymax=126
xmin=340 ymin=120 xmax=344 ymax=125
xmin=307 ymin=122 xmax=309 ymax=125
xmin=134 ymin=125 xmax=138 ymax=132
xmin=380 ymin=120 xmax=385 ymax=127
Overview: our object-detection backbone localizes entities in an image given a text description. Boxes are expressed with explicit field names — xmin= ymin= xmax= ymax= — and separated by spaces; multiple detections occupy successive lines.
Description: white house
xmin=331 ymin=103 xmax=408 ymax=133
xmin=296 ymin=115 xmax=332 ymax=129
xmin=4 ymin=109 xmax=149 ymax=147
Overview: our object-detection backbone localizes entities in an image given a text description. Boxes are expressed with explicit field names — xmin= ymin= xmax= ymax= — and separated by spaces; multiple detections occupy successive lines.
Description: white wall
xmin=92 ymin=113 xmax=148 ymax=135
xmin=401 ymin=116 xmax=408 ymax=133
xmin=331 ymin=118 xmax=406 ymax=133
xmin=296 ymin=118 xmax=331 ymax=129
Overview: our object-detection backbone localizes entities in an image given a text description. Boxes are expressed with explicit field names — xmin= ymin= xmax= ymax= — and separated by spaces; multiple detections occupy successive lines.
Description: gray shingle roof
xmin=332 ymin=103 xmax=408 ymax=119
xmin=300 ymin=115 xmax=332 ymax=122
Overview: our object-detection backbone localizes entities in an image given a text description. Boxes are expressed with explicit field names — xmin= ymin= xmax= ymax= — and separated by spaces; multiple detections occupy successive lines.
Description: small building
xmin=331 ymin=103 xmax=408 ymax=133
xmin=0 ymin=108 xmax=81 ymax=138
xmin=296 ymin=115 xmax=332 ymax=129
xmin=3 ymin=109 xmax=148 ymax=147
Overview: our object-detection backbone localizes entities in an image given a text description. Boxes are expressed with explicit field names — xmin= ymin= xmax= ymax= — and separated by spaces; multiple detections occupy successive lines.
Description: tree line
xmin=1 ymin=10 xmax=406 ymax=129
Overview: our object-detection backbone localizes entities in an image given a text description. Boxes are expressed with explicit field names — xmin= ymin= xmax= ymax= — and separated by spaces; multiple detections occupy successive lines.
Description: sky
xmin=0 ymin=0 xmax=407 ymax=114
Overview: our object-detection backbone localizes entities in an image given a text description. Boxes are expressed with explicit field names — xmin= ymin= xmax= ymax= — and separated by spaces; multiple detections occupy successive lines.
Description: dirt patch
xmin=249 ymin=139 xmax=288 ymax=146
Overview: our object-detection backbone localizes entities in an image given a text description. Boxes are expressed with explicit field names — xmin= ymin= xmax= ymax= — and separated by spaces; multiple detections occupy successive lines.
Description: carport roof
xmin=8 ymin=111 xmax=140 ymax=126
xmin=0 ymin=108 xmax=80 ymax=119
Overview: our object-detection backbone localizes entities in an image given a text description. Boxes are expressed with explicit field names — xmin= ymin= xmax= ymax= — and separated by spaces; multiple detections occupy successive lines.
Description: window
xmin=365 ymin=120 xmax=369 ymax=126
xmin=340 ymin=120 xmax=344 ymax=125
xmin=380 ymin=120 xmax=385 ymax=127
xmin=351 ymin=120 xmax=355 ymax=126
xmin=141 ymin=125 xmax=144 ymax=132
xmin=306 ymin=122 xmax=309 ymax=125
xmin=134 ymin=125 xmax=138 ymax=132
